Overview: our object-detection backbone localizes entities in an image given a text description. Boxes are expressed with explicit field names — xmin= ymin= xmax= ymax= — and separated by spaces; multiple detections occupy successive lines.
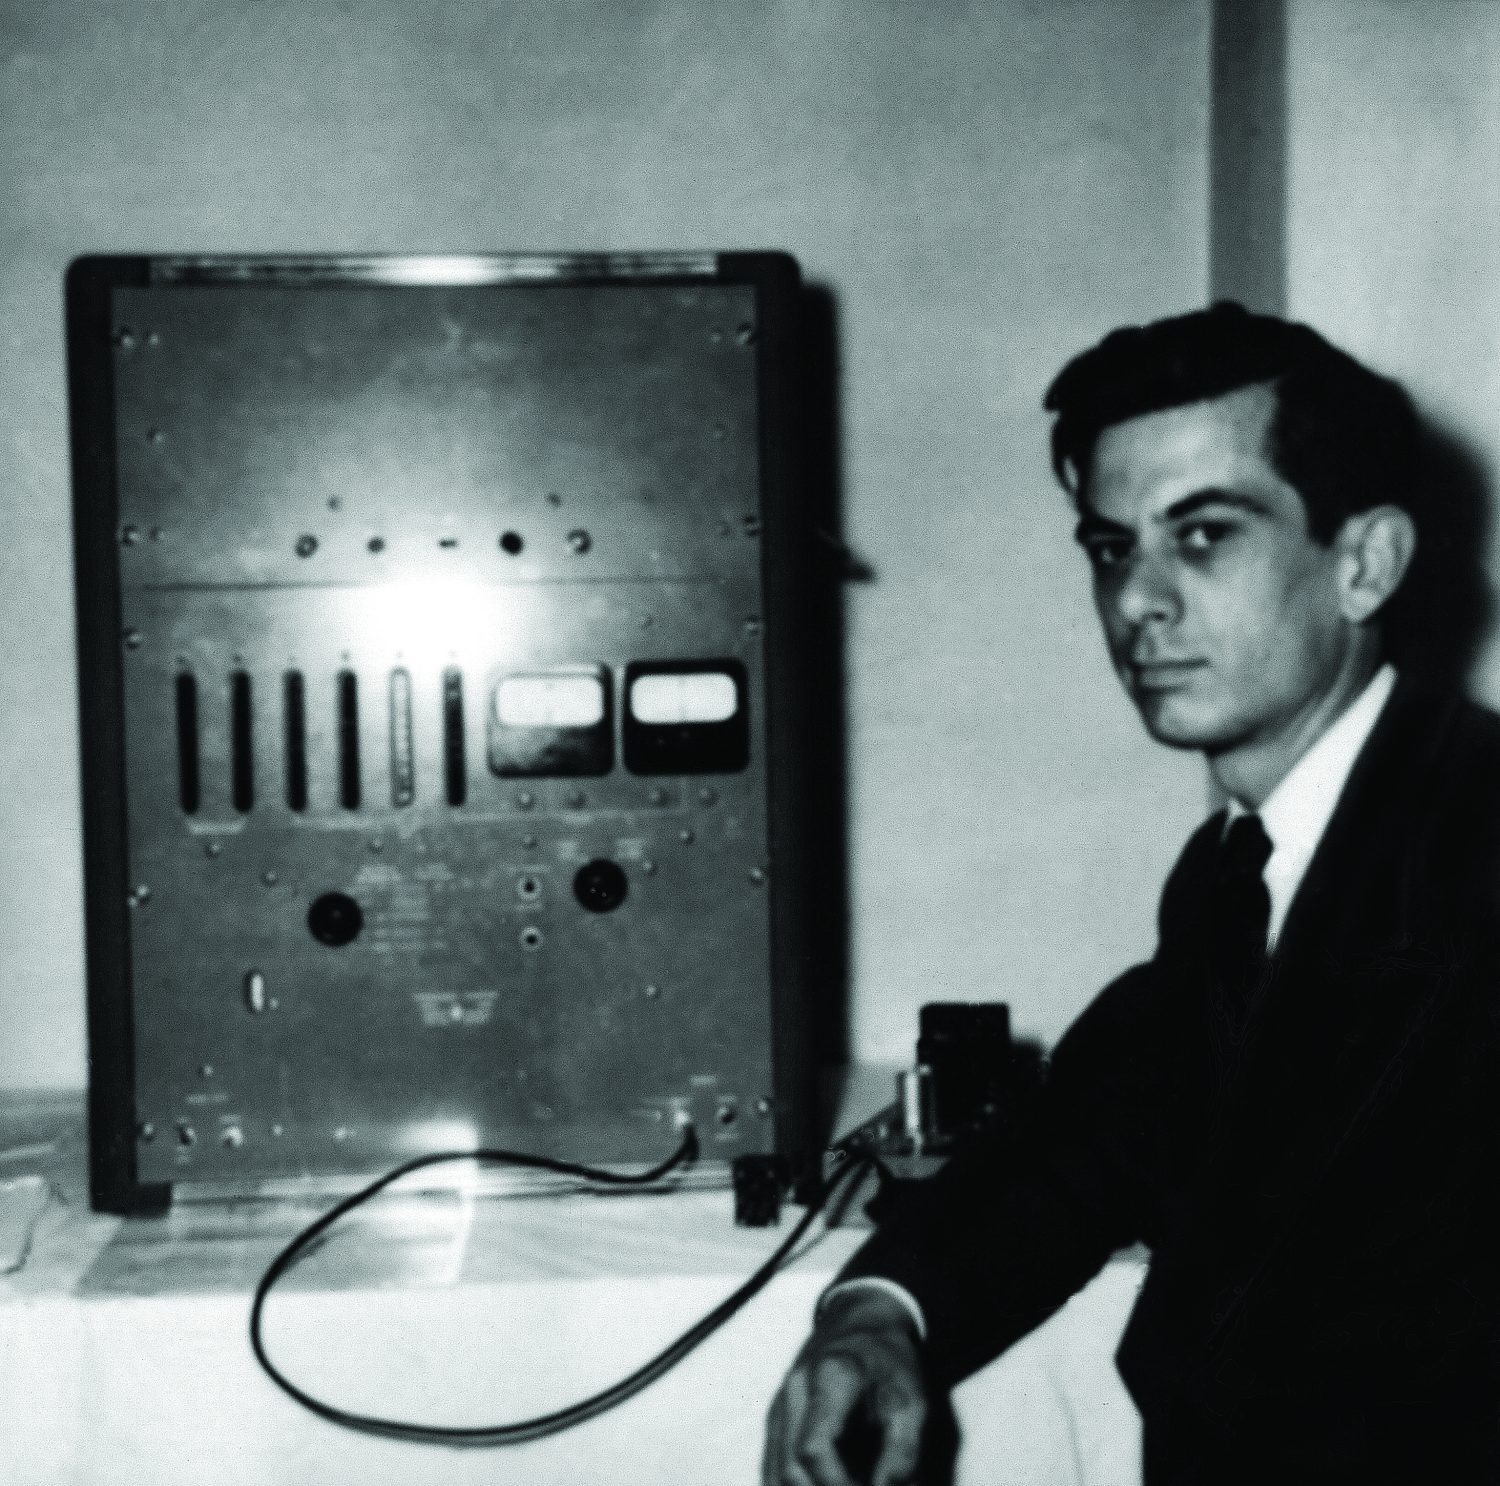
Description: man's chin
xmin=1131 ymin=693 xmax=1235 ymax=752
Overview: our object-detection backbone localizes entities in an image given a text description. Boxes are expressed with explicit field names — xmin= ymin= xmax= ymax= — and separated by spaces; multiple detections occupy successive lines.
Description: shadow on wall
xmin=1391 ymin=417 xmax=1494 ymax=689
xmin=795 ymin=282 xmax=858 ymax=1083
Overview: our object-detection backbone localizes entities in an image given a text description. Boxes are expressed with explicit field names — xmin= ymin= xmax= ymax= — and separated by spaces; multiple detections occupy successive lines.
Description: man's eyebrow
xmin=1160 ymin=489 xmax=1271 ymax=522
xmin=1073 ymin=513 xmax=1131 ymax=544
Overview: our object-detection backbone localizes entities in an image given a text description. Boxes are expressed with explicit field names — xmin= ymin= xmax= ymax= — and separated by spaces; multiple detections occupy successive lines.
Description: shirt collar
xmin=1227 ymin=663 xmax=1398 ymax=858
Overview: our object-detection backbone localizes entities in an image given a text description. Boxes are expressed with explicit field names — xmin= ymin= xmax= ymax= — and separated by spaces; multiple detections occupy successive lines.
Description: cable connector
xmin=731 ymin=1153 xmax=790 ymax=1227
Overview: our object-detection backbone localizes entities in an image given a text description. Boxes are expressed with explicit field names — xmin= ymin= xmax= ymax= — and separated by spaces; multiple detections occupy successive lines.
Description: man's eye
xmin=1178 ymin=522 xmax=1231 ymax=554
xmin=1085 ymin=541 xmax=1129 ymax=569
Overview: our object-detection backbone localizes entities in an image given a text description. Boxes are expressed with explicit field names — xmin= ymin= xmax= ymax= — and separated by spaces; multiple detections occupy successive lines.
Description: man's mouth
xmin=1126 ymin=658 xmax=1209 ymax=690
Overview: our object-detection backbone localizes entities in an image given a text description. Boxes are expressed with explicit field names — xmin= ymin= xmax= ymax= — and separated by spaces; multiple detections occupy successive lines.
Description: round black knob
xmin=573 ymin=859 xmax=628 ymax=914
xmin=307 ymin=891 xmax=364 ymax=946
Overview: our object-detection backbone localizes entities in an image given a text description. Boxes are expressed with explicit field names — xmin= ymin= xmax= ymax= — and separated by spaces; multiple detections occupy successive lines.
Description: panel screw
xmin=271 ymin=1124 xmax=284 ymax=1138
xmin=641 ymin=858 xmax=657 ymax=876
xmin=333 ymin=1127 xmax=349 ymax=1142
xmin=742 ymin=514 xmax=762 ymax=537
xmin=515 ymin=791 xmax=535 ymax=810
xmin=295 ymin=534 xmax=318 ymax=558
xmin=736 ymin=322 xmax=757 ymax=345
xmin=679 ymin=829 xmax=695 ymax=845
xmin=138 ymin=1122 xmax=156 ymax=1142
xmin=128 ymin=883 xmax=151 ymax=907
xmin=368 ymin=536 xmax=385 ymax=553
xmin=698 ymin=787 xmax=717 ymax=806
xmin=755 ymin=1097 xmax=773 ymax=1117
xmin=120 ymin=525 xmax=141 ymax=546
xmin=114 ymin=327 xmax=136 ymax=350
xmin=327 ymin=496 xmax=343 ymax=512
xmin=567 ymin=528 xmax=592 ymax=555
xmin=205 ymin=841 xmax=222 ymax=858
xmin=545 ymin=492 xmax=562 ymax=506
xmin=123 ymin=629 xmax=143 ymax=649
xmin=221 ymin=1126 xmax=244 ymax=1149
xmin=648 ymin=787 xmax=668 ymax=806
xmin=748 ymin=866 xmax=767 ymax=885
xmin=146 ymin=427 xmax=165 ymax=446
xmin=146 ymin=331 xmax=161 ymax=348
xmin=199 ymin=1064 xmax=214 ymax=1079
xmin=643 ymin=983 xmax=660 ymax=1000
xmin=261 ymin=870 xmax=278 ymax=886
xmin=744 ymin=615 xmax=763 ymax=636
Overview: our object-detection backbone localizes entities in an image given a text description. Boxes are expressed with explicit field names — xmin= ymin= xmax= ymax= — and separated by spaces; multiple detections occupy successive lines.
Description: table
xmin=0 ymin=1091 xmax=1143 ymax=1485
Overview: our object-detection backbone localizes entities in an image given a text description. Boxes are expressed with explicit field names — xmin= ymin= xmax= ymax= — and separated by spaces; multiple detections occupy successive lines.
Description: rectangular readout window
xmin=623 ymin=661 xmax=749 ymax=774
xmin=488 ymin=666 xmax=613 ymax=777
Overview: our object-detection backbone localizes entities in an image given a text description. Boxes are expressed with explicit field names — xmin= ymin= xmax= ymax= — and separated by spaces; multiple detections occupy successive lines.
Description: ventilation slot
xmin=230 ymin=670 xmax=254 ymax=813
xmin=283 ymin=671 xmax=308 ymax=812
xmin=389 ymin=668 xmax=414 ymax=807
xmin=443 ymin=667 xmax=466 ymax=806
xmin=337 ymin=670 xmax=361 ymax=810
xmin=175 ymin=673 xmax=200 ymax=815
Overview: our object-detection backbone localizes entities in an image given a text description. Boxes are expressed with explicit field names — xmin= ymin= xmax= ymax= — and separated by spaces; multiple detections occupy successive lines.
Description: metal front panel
xmin=101 ymin=274 xmax=782 ymax=1187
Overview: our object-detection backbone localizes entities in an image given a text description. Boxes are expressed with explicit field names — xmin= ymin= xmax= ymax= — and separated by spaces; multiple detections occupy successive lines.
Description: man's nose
xmin=1112 ymin=552 xmax=1180 ymax=628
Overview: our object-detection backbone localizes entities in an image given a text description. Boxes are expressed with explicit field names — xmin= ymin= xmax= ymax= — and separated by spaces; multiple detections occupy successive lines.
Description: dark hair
xmin=1043 ymin=301 xmax=1418 ymax=544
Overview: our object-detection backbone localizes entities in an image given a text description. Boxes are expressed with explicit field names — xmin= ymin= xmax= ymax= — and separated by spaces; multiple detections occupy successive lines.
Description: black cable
xmin=249 ymin=1128 xmax=871 ymax=1445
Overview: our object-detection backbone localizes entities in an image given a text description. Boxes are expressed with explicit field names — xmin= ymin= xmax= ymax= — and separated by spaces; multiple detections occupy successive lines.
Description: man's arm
xmin=763 ymin=963 xmax=1170 ymax=1483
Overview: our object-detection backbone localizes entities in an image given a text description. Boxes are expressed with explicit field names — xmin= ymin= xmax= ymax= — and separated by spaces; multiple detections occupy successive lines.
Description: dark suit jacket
xmin=843 ymin=678 xmax=1500 ymax=1483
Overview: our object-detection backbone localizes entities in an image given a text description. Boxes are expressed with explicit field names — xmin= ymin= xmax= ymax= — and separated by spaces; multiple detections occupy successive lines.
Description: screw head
xmin=205 ymin=841 xmax=222 ymax=858
xmin=679 ymin=829 xmax=695 ymax=845
xmin=643 ymin=983 xmax=661 ymax=1000
xmin=516 ymin=791 xmax=535 ymax=810
xmin=566 ymin=528 xmax=592 ymax=554
xmin=123 ymin=629 xmax=143 ymax=650
xmin=641 ymin=858 xmax=657 ymax=876
xmin=295 ymin=534 xmax=318 ymax=558
xmin=261 ymin=870 xmax=278 ymax=886
xmin=755 ymin=1097 xmax=773 ymax=1117
xmin=120 ymin=524 xmax=141 ymax=546
xmin=748 ymin=866 xmax=767 ymax=885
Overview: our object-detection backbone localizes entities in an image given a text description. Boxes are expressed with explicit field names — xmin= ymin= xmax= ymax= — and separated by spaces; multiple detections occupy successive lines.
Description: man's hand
xmin=762 ymin=1287 xmax=928 ymax=1486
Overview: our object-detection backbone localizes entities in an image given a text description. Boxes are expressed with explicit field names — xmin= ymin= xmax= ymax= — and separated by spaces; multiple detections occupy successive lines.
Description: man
xmin=763 ymin=304 xmax=1500 ymax=1485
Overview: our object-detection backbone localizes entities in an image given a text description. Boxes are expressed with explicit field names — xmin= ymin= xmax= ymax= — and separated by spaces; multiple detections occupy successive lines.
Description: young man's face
xmin=1075 ymin=382 xmax=1358 ymax=759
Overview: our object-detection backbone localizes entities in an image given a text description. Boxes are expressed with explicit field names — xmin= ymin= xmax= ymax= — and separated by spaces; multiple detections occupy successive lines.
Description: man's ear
xmin=1334 ymin=506 xmax=1417 ymax=624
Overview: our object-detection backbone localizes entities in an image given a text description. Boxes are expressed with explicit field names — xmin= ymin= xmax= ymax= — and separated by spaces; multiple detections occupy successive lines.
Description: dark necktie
xmin=1211 ymin=813 xmax=1274 ymax=1021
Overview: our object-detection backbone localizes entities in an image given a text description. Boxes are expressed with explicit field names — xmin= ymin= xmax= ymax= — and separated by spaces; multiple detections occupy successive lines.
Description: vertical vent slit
xmin=175 ymin=673 xmax=200 ymax=815
xmin=338 ymin=670 xmax=361 ymax=810
xmin=443 ymin=667 xmax=466 ymax=806
xmin=390 ymin=668 xmax=414 ymax=807
xmin=283 ymin=671 xmax=307 ymax=812
xmin=230 ymin=670 xmax=254 ymax=813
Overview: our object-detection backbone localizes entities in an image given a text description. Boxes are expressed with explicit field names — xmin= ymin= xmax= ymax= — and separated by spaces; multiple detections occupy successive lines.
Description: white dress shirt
xmin=822 ymin=664 xmax=1400 ymax=1339
xmin=1227 ymin=663 xmax=1396 ymax=946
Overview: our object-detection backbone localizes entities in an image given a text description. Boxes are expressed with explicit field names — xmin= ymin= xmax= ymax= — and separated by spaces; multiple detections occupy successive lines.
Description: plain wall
xmin=0 ymin=0 xmax=1215 ymax=1089
xmin=1284 ymin=0 xmax=1500 ymax=702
